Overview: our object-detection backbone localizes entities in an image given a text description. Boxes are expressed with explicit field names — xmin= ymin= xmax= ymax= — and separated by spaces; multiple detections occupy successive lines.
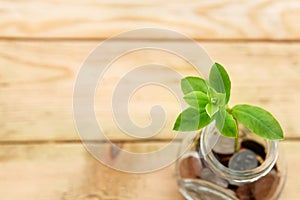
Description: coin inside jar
xmin=212 ymin=135 xmax=236 ymax=154
xmin=228 ymin=149 xmax=258 ymax=171
xmin=200 ymin=168 xmax=229 ymax=188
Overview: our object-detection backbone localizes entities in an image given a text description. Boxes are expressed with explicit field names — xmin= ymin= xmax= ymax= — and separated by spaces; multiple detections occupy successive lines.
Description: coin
xmin=236 ymin=184 xmax=252 ymax=200
xmin=228 ymin=149 xmax=258 ymax=171
xmin=252 ymin=170 xmax=279 ymax=199
xmin=200 ymin=168 xmax=229 ymax=188
xmin=213 ymin=135 xmax=236 ymax=154
xmin=179 ymin=152 xmax=203 ymax=179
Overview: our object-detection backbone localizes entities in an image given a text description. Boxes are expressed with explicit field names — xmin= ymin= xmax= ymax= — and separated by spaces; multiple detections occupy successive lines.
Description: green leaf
xmin=232 ymin=104 xmax=284 ymax=140
xmin=181 ymin=76 xmax=208 ymax=95
xmin=209 ymin=63 xmax=231 ymax=103
xmin=208 ymin=87 xmax=226 ymax=107
xmin=183 ymin=91 xmax=209 ymax=110
xmin=215 ymin=109 xmax=238 ymax=138
xmin=205 ymin=103 xmax=219 ymax=118
xmin=173 ymin=107 xmax=211 ymax=131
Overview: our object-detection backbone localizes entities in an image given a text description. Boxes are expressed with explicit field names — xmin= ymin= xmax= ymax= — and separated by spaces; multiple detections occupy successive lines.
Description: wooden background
xmin=0 ymin=0 xmax=300 ymax=199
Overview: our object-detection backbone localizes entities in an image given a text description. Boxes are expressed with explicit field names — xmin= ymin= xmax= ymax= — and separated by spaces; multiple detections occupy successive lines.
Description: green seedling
xmin=173 ymin=63 xmax=283 ymax=152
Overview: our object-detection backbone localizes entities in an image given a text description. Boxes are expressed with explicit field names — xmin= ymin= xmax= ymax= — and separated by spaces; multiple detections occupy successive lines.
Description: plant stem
xmin=234 ymin=136 xmax=239 ymax=153
xmin=233 ymin=117 xmax=239 ymax=153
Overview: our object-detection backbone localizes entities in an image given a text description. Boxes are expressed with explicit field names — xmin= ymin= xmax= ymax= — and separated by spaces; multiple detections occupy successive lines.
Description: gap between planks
xmin=0 ymin=138 xmax=182 ymax=146
xmin=1 ymin=37 xmax=300 ymax=43
xmin=0 ymin=138 xmax=298 ymax=146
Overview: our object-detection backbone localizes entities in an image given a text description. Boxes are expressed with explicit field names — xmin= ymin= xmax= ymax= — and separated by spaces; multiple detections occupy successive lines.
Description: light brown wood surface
xmin=0 ymin=141 xmax=297 ymax=200
xmin=0 ymin=0 xmax=300 ymax=40
xmin=0 ymin=41 xmax=299 ymax=141
xmin=0 ymin=142 xmax=183 ymax=200
xmin=0 ymin=0 xmax=299 ymax=199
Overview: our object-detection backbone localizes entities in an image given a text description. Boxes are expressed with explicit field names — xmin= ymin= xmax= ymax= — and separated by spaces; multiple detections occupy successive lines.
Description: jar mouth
xmin=200 ymin=122 xmax=279 ymax=184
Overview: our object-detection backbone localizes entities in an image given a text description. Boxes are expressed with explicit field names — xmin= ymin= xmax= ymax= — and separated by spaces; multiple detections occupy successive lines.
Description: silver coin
xmin=212 ymin=135 xmax=235 ymax=154
xmin=228 ymin=149 xmax=258 ymax=171
xmin=200 ymin=168 xmax=228 ymax=188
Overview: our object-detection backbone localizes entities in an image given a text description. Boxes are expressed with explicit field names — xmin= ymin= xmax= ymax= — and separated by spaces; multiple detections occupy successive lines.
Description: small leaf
xmin=208 ymin=87 xmax=226 ymax=107
xmin=205 ymin=103 xmax=219 ymax=118
xmin=232 ymin=104 xmax=284 ymax=140
xmin=215 ymin=109 xmax=238 ymax=138
xmin=173 ymin=107 xmax=211 ymax=131
xmin=209 ymin=63 xmax=231 ymax=103
xmin=181 ymin=76 xmax=208 ymax=95
xmin=183 ymin=91 xmax=209 ymax=110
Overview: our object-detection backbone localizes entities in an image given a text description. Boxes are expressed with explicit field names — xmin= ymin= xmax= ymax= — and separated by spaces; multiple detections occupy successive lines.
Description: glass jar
xmin=176 ymin=122 xmax=286 ymax=200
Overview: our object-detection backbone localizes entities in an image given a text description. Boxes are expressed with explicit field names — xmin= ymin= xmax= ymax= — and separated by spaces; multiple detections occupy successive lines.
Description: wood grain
xmin=1 ymin=1 xmax=299 ymax=198
xmin=0 ymin=142 xmax=183 ymax=200
xmin=0 ymin=141 xmax=297 ymax=200
xmin=0 ymin=0 xmax=299 ymax=40
xmin=0 ymin=41 xmax=299 ymax=141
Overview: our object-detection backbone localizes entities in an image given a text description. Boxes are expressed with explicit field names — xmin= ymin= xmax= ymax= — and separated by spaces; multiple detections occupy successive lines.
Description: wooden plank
xmin=0 ymin=41 xmax=299 ymax=141
xmin=0 ymin=142 xmax=184 ymax=200
xmin=0 ymin=0 xmax=300 ymax=40
xmin=0 ymin=141 xmax=297 ymax=199
xmin=279 ymin=141 xmax=300 ymax=200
